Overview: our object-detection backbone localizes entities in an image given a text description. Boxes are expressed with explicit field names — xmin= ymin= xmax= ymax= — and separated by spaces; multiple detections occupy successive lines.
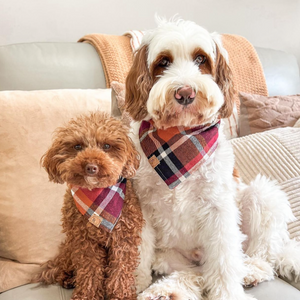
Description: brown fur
xmin=125 ymin=45 xmax=151 ymax=121
xmin=191 ymin=48 xmax=213 ymax=75
xmin=233 ymin=167 xmax=240 ymax=184
xmin=35 ymin=112 xmax=143 ymax=300
xmin=214 ymin=44 xmax=236 ymax=119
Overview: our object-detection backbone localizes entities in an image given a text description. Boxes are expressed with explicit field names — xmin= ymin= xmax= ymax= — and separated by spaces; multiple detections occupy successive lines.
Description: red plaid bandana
xmin=139 ymin=120 xmax=220 ymax=189
xmin=70 ymin=178 xmax=126 ymax=232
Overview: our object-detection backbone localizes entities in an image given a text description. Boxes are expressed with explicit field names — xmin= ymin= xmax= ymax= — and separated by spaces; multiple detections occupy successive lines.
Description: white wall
xmin=1 ymin=0 xmax=299 ymax=67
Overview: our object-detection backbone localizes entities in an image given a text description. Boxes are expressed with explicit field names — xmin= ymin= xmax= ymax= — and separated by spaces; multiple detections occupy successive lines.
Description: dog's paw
xmin=138 ymin=289 xmax=179 ymax=300
xmin=138 ymin=271 xmax=202 ymax=300
xmin=244 ymin=257 xmax=274 ymax=287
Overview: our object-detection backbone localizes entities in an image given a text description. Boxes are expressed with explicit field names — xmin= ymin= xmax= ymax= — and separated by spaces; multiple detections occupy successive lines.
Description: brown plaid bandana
xmin=71 ymin=178 xmax=126 ymax=232
xmin=139 ymin=120 xmax=220 ymax=189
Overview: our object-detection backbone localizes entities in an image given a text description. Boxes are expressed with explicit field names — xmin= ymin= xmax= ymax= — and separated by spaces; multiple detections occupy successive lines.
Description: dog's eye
xmin=74 ymin=144 xmax=83 ymax=151
xmin=103 ymin=144 xmax=111 ymax=150
xmin=194 ymin=55 xmax=206 ymax=66
xmin=158 ymin=58 xmax=170 ymax=68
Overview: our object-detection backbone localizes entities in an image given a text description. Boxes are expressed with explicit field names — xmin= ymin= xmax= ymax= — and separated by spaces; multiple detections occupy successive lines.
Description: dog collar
xmin=70 ymin=177 xmax=126 ymax=232
xmin=139 ymin=120 xmax=220 ymax=189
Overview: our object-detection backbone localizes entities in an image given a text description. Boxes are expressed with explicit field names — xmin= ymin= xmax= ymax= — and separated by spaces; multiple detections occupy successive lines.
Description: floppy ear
xmin=125 ymin=45 xmax=152 ymax=121
xmin=40 ymin=142 xmax=64 ymax=184
xmin=121 ymin=137 xmax=140 ymax=179
xmin=214 ymin=43 xmax=236 ymax=119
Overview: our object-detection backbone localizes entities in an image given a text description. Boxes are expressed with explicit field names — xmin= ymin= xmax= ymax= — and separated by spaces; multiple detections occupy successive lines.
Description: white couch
xmin=0 ymin=41 xmax=300 ymax=300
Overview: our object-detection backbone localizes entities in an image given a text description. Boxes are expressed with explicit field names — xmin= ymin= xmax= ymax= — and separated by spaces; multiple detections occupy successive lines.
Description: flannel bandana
xmin=139 ymin=120 xmax=220 ymax=189
xmin=71 ymin=177 xmax=126 ymax=232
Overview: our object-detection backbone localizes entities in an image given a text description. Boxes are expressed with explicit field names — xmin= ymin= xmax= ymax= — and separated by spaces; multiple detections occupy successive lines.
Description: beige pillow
xmin=231 ymin=126 xmax=300 ymax=241
xmin=0 ymin=89 xmax=111 ymax=292
xmin=239 ymin=92 xmax=300 ymax=137
xmin=111 ymin=81 xmax=239 ymax=139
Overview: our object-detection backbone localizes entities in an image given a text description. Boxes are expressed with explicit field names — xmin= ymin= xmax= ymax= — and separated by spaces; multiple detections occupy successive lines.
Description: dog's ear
xmin=40 ymin=142 xmax=64 ymax=184
xmin=214 ymin=43 xmax=235 ymax=119
xmin=125 ymin=45 xmax=152 ymax=121
xmin=121 ymin=138 xmax=140 ymax=179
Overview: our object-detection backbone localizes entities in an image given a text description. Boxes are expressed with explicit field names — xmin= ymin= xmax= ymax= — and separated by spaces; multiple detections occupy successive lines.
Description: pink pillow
xmin=239 ymin=92 xmax=300 ymax=136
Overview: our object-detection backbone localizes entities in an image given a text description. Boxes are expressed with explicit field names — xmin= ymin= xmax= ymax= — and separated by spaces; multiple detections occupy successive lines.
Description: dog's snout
xmin=85 ymin=163 xmax=99 ymax=176
xmin=175 ymin=86 xmax=195 ymax=105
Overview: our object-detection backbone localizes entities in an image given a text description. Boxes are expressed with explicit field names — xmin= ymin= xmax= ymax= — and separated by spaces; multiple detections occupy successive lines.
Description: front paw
xmin=138 ymin=290 xmax=176 ymax=300
xmin=244 ymin=257 xmax=274 ymax=287
xmin=138 ymin=273 xmax=201 ymax=300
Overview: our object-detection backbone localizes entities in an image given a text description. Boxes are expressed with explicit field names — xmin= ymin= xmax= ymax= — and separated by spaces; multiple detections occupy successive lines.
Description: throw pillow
xmin=0 ymin=89 xmax=111 ymax=292
xmin=111 ymin=81 xmax=239 ymax=139
xmin=239 ymin=92 xmax=300 ymax=137
xmin=231 ymin=126 xmax=300 ymax=241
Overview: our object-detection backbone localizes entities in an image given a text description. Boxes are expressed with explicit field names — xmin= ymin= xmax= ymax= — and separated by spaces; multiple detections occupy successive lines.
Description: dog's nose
xmin=85 ymin=163 xmax=99 ymax=176
xmin=175 ymin=86 xmax=196 ymax=105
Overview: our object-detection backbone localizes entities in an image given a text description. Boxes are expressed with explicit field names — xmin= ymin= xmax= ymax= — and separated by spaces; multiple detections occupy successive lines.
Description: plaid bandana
xmin=139 ymin=120 xmax=220 ymax=189
xmin=70 ymin=178 xmax=126 ymax=232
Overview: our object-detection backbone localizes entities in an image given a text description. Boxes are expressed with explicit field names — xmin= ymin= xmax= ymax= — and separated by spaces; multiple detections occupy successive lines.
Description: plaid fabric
xmin=71 ymin=178 xmax=126 ymax=232
xmin=139 ymin=120 xmax=220 ymax=189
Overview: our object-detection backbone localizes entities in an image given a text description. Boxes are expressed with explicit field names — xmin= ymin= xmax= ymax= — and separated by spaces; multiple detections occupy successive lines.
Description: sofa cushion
xmin=0 ymin=89 xmax=111 ymax=292
xmin=230 ymin=126 xmax=300 ymax=241
xmin=239 ymin=92 xmax=300 ymax=136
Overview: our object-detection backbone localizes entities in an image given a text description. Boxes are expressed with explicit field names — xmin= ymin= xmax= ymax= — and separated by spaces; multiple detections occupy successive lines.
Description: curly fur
xmin=35 ymin=112 xmax=143 ymax=300
xmin=125 ymin=17 xmax=300 ymax=300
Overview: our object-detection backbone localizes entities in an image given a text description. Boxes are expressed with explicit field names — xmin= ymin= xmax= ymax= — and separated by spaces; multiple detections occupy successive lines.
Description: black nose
xmin=85 ymin=164 xmax=99 ymax=176
xmin=175 ymin=86 xmax=196 ymax=105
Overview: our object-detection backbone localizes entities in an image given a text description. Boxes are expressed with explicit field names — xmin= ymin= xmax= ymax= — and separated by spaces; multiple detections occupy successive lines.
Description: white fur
xmin=131 ymin=17 xmax=300 ymax=300
xmin=142 ymin=17 xmax=217 ymax=67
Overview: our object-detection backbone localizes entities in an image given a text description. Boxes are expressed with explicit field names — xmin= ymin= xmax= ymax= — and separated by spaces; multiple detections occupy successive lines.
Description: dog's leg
xmin=198 ymin=195 xmax=256 ymax=300
xmin=70 ymin=242 xmax=106 ymax=300
xmin=238 ymin=175 xmax=298 ymax=282
xmin=138 ymin=270 xmax=203 ymax=300
xmin=35 ymin=240 xmax=75 ymax=288
xmin=135 ymin=211 xmax=156 ymax=294
xmin=106 ymin=234 xmax=140 ymax=300
xmin=152 ymin=248 xmax=198 ymax=275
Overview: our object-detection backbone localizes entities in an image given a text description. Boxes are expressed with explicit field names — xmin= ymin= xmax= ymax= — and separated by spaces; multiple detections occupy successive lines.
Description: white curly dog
xmin=125 ymin=17 xmax=300 ymax=300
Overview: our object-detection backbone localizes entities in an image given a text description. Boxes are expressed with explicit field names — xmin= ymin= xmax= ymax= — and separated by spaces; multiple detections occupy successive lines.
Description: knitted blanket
xmin=78 ymin=34 xmax=133 ymax=88
xmin=79 ymin=31 xmax=268 ymax=113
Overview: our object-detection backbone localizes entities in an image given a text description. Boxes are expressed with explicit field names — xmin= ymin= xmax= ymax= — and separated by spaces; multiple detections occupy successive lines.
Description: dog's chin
xmin=65 ymin=174 xmax=121 ymax=190
xmin=150 ymin=101 xmax=219 ymax=129
xmin=148 ymin=89 xmax=222 ymax=129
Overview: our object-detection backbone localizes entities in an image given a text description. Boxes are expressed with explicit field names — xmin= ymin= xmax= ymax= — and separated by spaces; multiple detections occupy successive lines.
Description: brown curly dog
xmin=36 ymin=112 xmax=143 ymax=300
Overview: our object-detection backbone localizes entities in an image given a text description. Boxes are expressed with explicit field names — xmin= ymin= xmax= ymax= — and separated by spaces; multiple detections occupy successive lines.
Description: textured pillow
xmin=231 ymin=126 xmax=300 ymax=241
xmin=111 ymin=81 xmax=239 ymax=139
xmin=0 ymin=89 xmax=111 ymax=292
xmin=239 ymin=92 xmax=300 ymax=137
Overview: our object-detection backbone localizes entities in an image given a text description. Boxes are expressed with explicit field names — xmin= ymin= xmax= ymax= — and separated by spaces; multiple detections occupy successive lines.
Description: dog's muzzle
xmin=85 ymin=163 xmax=99 ymax=176
xmin=174 ymin=85 xmax=196 ymax=106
